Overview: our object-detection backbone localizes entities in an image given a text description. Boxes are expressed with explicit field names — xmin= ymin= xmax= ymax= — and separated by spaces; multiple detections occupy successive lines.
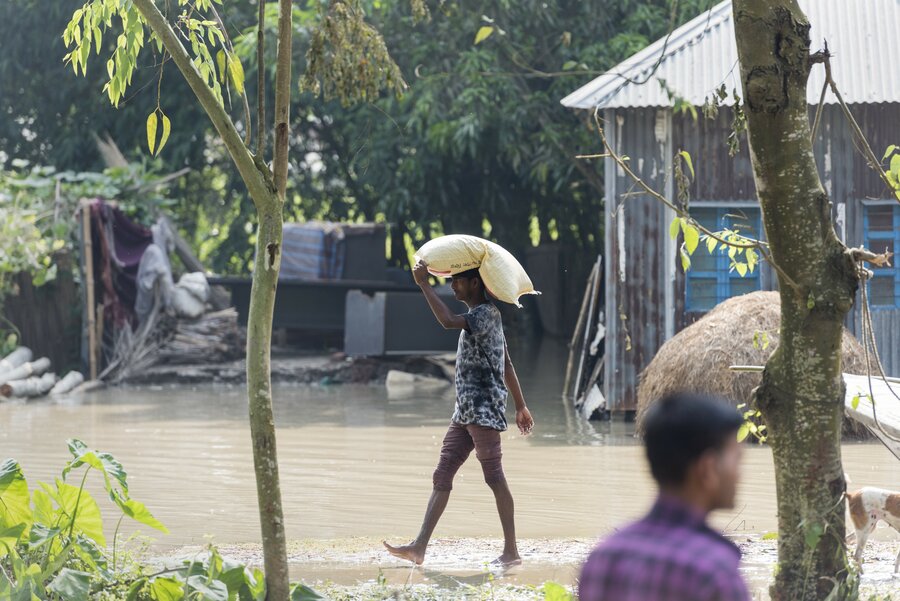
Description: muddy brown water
xmin=2 ymin=339 xmax=898 ymax=596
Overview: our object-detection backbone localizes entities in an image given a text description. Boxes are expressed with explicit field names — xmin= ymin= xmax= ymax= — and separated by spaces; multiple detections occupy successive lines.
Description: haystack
xmin=636 ymin=291 xmax=871 ymax=439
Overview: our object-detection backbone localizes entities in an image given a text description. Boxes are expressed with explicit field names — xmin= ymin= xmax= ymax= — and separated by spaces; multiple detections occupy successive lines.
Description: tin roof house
xmin=561 ymin=0 xmax=900 ymax=413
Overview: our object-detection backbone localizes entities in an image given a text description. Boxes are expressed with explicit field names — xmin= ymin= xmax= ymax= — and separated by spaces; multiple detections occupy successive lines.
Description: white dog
xmin=847 ymin=487 xmax=900 ymax=573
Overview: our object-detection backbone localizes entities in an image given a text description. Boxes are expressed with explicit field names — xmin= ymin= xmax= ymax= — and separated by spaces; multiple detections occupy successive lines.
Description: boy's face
xmin=450 ymin=276 xmax=478 ymax=301
xmin=694 ymin=435 xmax=743 ymax=510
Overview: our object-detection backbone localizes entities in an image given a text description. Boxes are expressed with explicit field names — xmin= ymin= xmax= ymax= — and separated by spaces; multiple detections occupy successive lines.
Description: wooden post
xmin=81 ymin=200 xmax=98 ymax=380
xmin=563 ymin=263 xmax=597 ymax=399
xmin=573 ymin=255 xmax=602 ymax=402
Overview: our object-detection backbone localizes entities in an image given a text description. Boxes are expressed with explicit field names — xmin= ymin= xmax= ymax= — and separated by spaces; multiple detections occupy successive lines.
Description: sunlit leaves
xmin=146 ymin=112 xmax=158 ymax=155
xmin=0 ymin=460 xmax=32 ymax=532
xmin=682 ymin=220 xmax=699 ymax=254
xmin=41 ymin=480 xmax=105 ymax=546
xmin=697 ymin=228 xmax=759 ymax=277
xmin=850 ymin=392 xmax=872 ymax=411
xmin=735 ymin=403 xmax=767 ymax=443
xmin=145 ymin=109 xmax=172 ymax=156
xmin=474 ymin=26 xmax=494 ymax=44
xmin=882 ymin=144 xmax=900 ymax=201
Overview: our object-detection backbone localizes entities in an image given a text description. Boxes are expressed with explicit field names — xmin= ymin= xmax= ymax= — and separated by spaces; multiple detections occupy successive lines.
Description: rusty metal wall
xmin=604 ymin=108 xmax=672 ymax=411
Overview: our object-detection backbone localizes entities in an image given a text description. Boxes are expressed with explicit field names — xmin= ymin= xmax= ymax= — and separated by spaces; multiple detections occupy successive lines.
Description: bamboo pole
xmin=562 ymin=264 xmax=597 ymax=400
xmin=81 ymin=200 xmax=98 ymax=380
xmin=573 ymin=255 xmax=602 ymax=402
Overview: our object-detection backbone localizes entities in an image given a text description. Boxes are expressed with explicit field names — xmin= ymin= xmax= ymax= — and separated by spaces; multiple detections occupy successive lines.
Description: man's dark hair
xmin=643 ymin=393 xmax=744 ymax=487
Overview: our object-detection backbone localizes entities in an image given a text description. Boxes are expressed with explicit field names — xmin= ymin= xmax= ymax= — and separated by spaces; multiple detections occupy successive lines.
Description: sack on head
xmin=414 ymin=235 xmax=540 ymax=307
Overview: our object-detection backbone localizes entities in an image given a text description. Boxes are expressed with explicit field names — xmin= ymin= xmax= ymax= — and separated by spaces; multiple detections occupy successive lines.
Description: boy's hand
xmin=516 ymin=407 xmax=534 ymax=435
xmin=413 ymin=260 xmax=430 ymax=286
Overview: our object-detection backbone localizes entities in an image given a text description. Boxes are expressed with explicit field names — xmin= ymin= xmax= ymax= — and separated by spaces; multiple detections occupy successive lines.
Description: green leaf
xmin=42 ymin=480 xmax=105 ymax=546
xmin=156 ymin=113 xmax=172 ymax=156
xmin=186 ymin=575 xmax=228 ymax=601
xmin=542 ymin=581 xmax=574 ymax=601
xmin=680 ymin=248 xmax=691 ymax=272
xmin=681 ymin=221 xmax=699 ymax=255
xmin=113 ymin=491 xmax=168 ymax=533
xmin=31 ymin=488 xmax=54 ymax=525
xmin=146 ymin=112 xmax=158 ymax=155
xmin=148 ymin=577 xmax=183 ymax=601
xmin=737 ymin=423 xmax=750 ymax=442
xmin=0 ymin=459 xmax=32 ymax=530
xmin=705 ymin=235 xmax=717 ymax=254
xmin=106 ymin=59 xmax=114 ymax=79
xmin=28 ymin=523 xmax=60 ymax=550
xmin=241 ymin=567 xmax=266 ymax=601
xmin=762 ymin=531 xmax=779 ymax=541
xmin=735 ymin=262 xmax=748 ymax=277
xmin=804 ymin=523 xmax=824 ymax=550
xmin=47 ymin=568 xmax=91 ymax=601
xmin=125 ymin=578 xmax=147 ymax=601
xmin=64 ymin=439 xmax=129 ymax=499
xmin=290 ymin=583 xmax=326 ymax=601
xmin=216 ymin=50 xmax=226 ymax=83
xmin=851 ymin=394 xmax=861 ymax=410
xmin=227 ymin=54 xmax=245 ymax=95
xmin=669 ymin=216 xmax=680 ymax=240
xmin=678 ymin=150 xmax=694 ymax=178
xmin=0 ymin=523 xmax=26 ymax=558
xmin=474 ymin=26 xmax=494 ymax=44
xmin=746 ymin=249 xmax=758 ymax=273
xmin=807 ymin=293 xmax=815 ymax=310
xmin=883 ymin=144 xmax=897 ymax=161
xmin=73 ymin=535 xmax=112 ymax=581
xmin=890 ymin=153 xmax=900 ymax=175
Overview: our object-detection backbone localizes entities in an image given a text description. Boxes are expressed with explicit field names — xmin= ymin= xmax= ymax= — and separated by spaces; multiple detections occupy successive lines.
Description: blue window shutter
xmin=685 ymin=206 xmax=762 ymax=312
xmin=863 ymin=205 xmax=900 ymax=308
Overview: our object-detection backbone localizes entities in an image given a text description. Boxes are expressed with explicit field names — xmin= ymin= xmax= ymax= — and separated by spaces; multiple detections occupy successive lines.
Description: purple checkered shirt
xmin=578 ymin=494 xmax=749 ymax=601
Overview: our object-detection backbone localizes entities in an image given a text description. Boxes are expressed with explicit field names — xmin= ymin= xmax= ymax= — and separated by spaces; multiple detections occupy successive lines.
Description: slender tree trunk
xmin=733 ymin=2 xmax=858 ymax=599
xmin=246 ymin=204 xmax=288 ymax=601
xmin=130 ymin=1 xmax=292 ymax=598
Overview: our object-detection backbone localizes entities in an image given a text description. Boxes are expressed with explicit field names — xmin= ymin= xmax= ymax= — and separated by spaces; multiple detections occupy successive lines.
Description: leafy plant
xmin=0 ymin=439 xmax=324 ymax=600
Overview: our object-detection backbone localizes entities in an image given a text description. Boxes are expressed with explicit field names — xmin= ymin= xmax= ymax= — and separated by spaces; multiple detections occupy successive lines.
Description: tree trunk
xmin=246 ymin=204 xmax=289 ymax=600
xmin=130 ymin=1 xmax=292 ymax=598
xmin=732 ymin=2 xmax=859 ymax=598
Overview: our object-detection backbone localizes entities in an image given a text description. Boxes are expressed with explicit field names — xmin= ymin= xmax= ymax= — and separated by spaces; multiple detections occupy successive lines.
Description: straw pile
xmin=636 ymin=291 xmax=871 ymax=438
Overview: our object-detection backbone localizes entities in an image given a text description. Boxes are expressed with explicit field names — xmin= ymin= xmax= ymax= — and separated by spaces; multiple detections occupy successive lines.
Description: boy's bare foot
xmin=492 ymin=552 xmax=522 ymax=567
xmin=382 ymin=540 xmax=426 ymax=565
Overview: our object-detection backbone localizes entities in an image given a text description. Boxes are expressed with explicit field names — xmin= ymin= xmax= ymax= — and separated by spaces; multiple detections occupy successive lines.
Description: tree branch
xmin=131 ymin=0 xmax=275 ymax=211
xmin=273 ymin=0 xmax=293 ymax=198
xmin=256 ymin=0 xmax=266 ymax=156
xmin=588 ymin=110 xmax=802 ymax=294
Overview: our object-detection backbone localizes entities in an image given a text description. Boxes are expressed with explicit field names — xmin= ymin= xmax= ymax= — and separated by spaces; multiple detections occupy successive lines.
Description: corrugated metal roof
xmin=561 ymin=0 xmax=900 ymax=109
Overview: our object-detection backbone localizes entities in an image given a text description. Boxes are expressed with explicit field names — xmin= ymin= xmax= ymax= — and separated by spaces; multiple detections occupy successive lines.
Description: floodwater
xmin=2 ymin=338 xmax=899 ymax=595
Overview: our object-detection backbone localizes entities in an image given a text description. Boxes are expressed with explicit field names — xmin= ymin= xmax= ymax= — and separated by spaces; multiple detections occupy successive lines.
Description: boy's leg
xmin=468 ymin=425 xmax=521 ymax=565
xmin=383 ymin=423 xmax=474 ymax=564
